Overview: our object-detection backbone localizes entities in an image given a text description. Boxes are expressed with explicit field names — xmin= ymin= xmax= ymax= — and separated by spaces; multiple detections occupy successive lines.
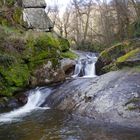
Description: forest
xmin=48 ymin=0 xmax=140 ymax=51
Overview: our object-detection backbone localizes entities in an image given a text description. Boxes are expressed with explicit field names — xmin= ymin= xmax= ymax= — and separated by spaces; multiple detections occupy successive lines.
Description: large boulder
xmin=30 ymin=58 xmax=76 ymax=87
xmin=30 ymin=61 xmax=66 ymax=87
xmin=22 ymin=0 xmax=46 ymax=8
xmin=0 ymin=93 xmax=28 ymax=109
xmin=23 ymin=8 xmax=53 ymax=30
xmin=60 ymin=58 xmax=75 ymax=76
xmin=96 ymin=39 xmax=140 ymax=75
xmin=116 ymin=48 xmax=140 ymax=68
xmin=47 ymin=70 xmax=140 ymax=128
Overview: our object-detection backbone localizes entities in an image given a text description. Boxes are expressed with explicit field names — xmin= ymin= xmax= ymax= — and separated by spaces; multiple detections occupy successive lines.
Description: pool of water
xmin=0 ymin=109 xmax=140 ymax=140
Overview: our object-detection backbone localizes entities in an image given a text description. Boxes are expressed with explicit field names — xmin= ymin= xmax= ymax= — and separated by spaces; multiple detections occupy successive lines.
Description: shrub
xmin=2 ymin=64 xmax=30 ymax=87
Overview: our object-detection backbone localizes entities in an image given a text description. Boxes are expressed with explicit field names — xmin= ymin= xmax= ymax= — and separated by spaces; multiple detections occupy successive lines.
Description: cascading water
xmin=0 ymin=88 xmax=51 ymax=123
xmin=0 ymin=51 xmax=97 ymax=123
xmin=72 ymin=52 xmax=97 ymax=78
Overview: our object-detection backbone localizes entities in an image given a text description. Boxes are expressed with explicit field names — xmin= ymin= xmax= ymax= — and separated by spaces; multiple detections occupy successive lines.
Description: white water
xmin=0 ymin=50 xmax=97 ymax=123
xmin=0 ymin=88 xmax=51 ymax=123
xmin=84 ymin=61 xmax=96 ymax=77
xmin=72 ymin=52 xmax=97 ymax=78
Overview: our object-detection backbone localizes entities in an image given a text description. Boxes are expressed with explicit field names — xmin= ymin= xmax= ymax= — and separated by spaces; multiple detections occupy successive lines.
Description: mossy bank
xmin=96 ymin=39 xmax=140 ymax=75
xmin=0 ymin=26 xmax=76 ymax=97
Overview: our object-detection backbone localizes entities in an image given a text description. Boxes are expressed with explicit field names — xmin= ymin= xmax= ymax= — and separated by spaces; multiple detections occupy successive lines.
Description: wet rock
xmin=17 ymin=94 xmax=28 ymax=105
xmin=0 ymin=92 xmax=28 ymax=109
xmin=7 ymin=99 xmax=19 ymax=108
xmin=47 ymin=70 xmax=140 ymax=128
xmin=60 ymin=58 xmax=75 ymax=76
xmin=0 ymin=97 xmax=8 ymax=108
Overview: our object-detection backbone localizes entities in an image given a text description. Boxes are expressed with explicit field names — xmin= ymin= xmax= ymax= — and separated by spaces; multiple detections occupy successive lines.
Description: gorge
xmin=0 ymin=0 xmax=140 ymax=140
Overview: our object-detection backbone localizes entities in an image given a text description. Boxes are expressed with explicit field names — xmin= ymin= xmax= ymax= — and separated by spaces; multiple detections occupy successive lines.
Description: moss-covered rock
xmin=96 ymin=39 xmax=140 ymax=75
xmin=0 ymin=26 xmax=73 ymax=97
xmin=125 ymin=97 xmax=140 ymax=111
xmin=58 ymin=37 xmax=70 ymax=52
xmin=61 ymin=51 xmax=78 ymax=60
xmin=116 ymin=48 xmax=140 ymax=68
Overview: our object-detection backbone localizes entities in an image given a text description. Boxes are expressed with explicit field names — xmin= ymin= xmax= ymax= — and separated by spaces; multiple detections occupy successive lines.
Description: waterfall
xmin=0 ymin=88 xmax=51 ymax=123
xmin=72 ymin=52 xmax=97 ymax=78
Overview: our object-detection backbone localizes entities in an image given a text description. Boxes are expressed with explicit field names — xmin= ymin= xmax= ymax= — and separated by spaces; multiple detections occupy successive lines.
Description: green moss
xmin=5 ymin=64 xmax=29 ymax=87
xmin=0 ymin=25 xmax=24 ymax=35
xmin=102 ymin=63 xmax=118 ymax=73
xmin=13 ymin=7 xmax=23 ymax=24
xmin=0 ymin=0 xmax=15 ymax=7
xmin=50 ymin=58 xmax=60 ymax=69
xmin=25 ymin=33 xmax=60 ymax=51
xmin=24 ymin=33 xmax=62 ymax=69
xmin=125 ymin=97 xmax=140 ymax=106
xmin=0 ymin=64 xmax=30 ymax=87
xmin=6 ymin=0 xmax=15 ymax=7
xmin=59 ymin=37 xmax=70 ymax=52
xmin=1 ymin=18 xmax=10 ymax=26
xmin=97 ymin=39 xmax=140 ymax=74
xmin=117 ymin=48 xmax=140 ymax=63
xmin=0 ymin=26 xmax=72 ymax=97
xmin=61 ymin=51 xmax=78 ymax=59
xmin=100 ymin=49 xmax=111 ymax=62
xmin=0 ymin=62 xmax=30 ymax=96
xmin=35 ymin=34 xmax=59 ymax=49
xmin=98 ymin=41 xmax=130 ymax=69
xmin=127 ymin=106 xmax=140 ymax=111
xmin=124 ymin=97 xmax=140 ymax=111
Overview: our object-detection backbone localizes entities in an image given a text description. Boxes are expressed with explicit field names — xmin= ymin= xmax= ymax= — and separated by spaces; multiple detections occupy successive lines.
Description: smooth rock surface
xmin=47 ymin=70 xmax=140 ymax=128
xmin=22 ymin=0 xmax=46 ymax=8
xmin=23 ymin=8 xmax=53 ymax=30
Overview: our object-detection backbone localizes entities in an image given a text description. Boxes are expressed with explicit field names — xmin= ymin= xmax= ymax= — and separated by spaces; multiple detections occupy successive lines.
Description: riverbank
xmin=0 ymin=25 xmax=77 ymax=97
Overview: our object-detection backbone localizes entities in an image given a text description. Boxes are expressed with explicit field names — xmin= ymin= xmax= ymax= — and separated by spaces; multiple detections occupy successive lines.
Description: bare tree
xmin=131 ymin=0 xmax=140 ymax=18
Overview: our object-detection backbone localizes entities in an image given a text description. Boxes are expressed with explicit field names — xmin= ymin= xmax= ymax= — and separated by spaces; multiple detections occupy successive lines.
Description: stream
xmin=0 ymin=52 xmax=140 ymax=140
